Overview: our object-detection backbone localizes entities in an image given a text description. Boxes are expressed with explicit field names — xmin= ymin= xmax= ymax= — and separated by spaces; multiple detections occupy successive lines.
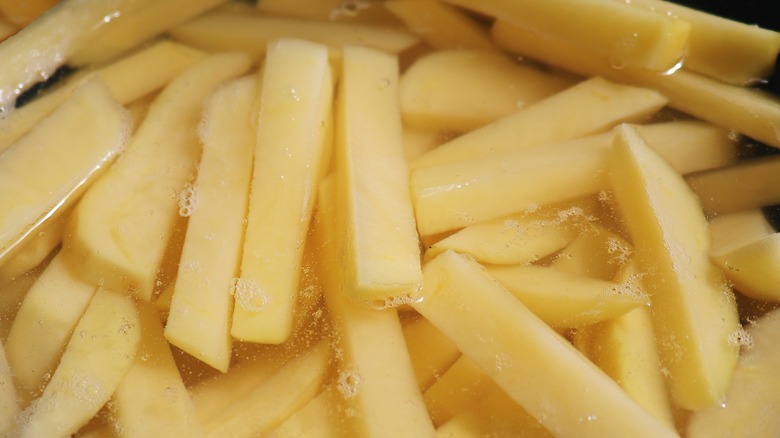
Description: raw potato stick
xmin=334 ymin=45 xmax=423 ymax=305
xmin=164 ymin=76 xmax=257 ymax=372
xmin=0 ymin=340 xmax=18 ymax=437
xmin=63 ymin=52 xmax=251 ymax=301
xmin=414 ymin=250 xmax=678 ymax=438
xmin=231 ymin=38 xmax=333 ymax=344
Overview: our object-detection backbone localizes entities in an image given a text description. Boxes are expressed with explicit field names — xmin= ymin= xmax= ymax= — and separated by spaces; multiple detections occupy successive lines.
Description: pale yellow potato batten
xmin=0 ymin=215 xmax=63 ymax=282
xmin=401 ymin=316 xmax=460 ymax=391
xmin=414 ymin=250 xmax=678 ymax=438
xmin=164 ymin=76 xmax=257 ymax=372
xmin=13 ymin=289 xmax=140 ymax=438
xmin=63 ymin=53 xmax=252 ymax=302
xmin=4 ymin=254 xmax=98 ymax=400
xmin=112 ymin=302 xmax=204 ymax=437
xmin=231 ymin=38 xmax=333 ymax=344
xmin=0 ymin=341 xmax=18 ymax=436
xmin=608 ymin=124 xmax=740 ymax=410
xmin=410 ymin=76 xmax=667 ymax=169
xmin=442 ymin=0 xmax=690 ymax=71
xmin=335 ymin=45 xmax=423 ymax=304
xmin=269 ymin=385 xmax=344 ymax=438
xmin=423 ymin=355 xmax=496 ymax=426
xmin=0 ymin=78 xmax=129 ymax=266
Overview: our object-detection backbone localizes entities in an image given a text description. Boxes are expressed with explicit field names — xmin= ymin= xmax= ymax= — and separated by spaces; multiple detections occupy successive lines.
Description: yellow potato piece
xmin=425 ymin=197 xmax=599 ymax=265
xmin=0 ymin=216 xmax=63 ymax=282
xmin=399 ymin=49 xmax=573 ymax=132
xmin=335 ymin=46 xmax=423 ymax=305
xmin=402 ymin=316 xmax=460 ymax=391
xmin=257 ymin=0 xmax=400 ymax=24
xmin=0 ymin=0 xmax=154 ymax=109
xmin=112 ymin=301 xmax=203 ymax=437
xmin=269 ymin=384 xmax=345 ymax=438
xmin=443 ymin=0 xmax=690 ymax=71
xmin=0 ymin=78 xmax=128 ymax=266
xmin=550 ymin=222 xmax=633 ymax=280
xmin=709 ymin=210 xmax=780 ymax=302
xmin=63 ymin=53 xmax=251 ymax=301
xmin=316 ymin=177 xmax=436 ymax=438
xmin=423 ymin=355 xmax=495 ymax=426
xmin=13 ymin=289 xmax=140 ymax=438
xmin=385 ymin=0 xmax=495 ymax=51
xmin=0 ymin=0 xmax=57 ymax=26
xmin=614 ymin=0 xmax=780 ymax=85
xmin=608 ymin=123 xmax=740 ymax=410
xmin=486 ymin=264 xmax=649 ymax=329
xmin=414 ymin=250 xmax=677 ymax=438
xmin=491 ymin=19 xmax=780 ymax=149
xmin=168 ymin=9 xmax=420 ymax=61
xmin=0 ymin=340 xmax=18 ymax=437
xmin=69 ymin=0 xmax=225 ymax=65
xmin=231 ymin=39 xmax=333 ymax=344
xmin=164 ymin=77 xmax=256 ymax=371
xmin=687 ymin=155 xmax=780 ymax=216
xmin=0 ymin=40 xmax=205 ymax=153
xmin=410 ymin=76 xmax=667 ymax=169
xmin=5 ymin=254 xmax=98 ymax=400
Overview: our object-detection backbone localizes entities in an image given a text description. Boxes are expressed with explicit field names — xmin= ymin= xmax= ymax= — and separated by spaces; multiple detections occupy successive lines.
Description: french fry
xmin=491 ymin=19 xmax=780 ymax=149
xmin=423 ymin=355 xmax=496 ymax=426
xmin=442 ymin=0 xmax=690 ymax=72
xmin=13 ymin=288 xmax=140 ymax=438
xmin=167 ymin=9 xmax=420 ymax=61
xmin=687 ymin=155 xmax=780 ymax=216
xmin=0 ymin=40 xmax=205 ymax=153
xmin=316 ymin=177 xmax=436 ymax=437
xmin=608 ymin=123 xmax=740 ymax=410
xmin=402 ymin=316 xmax=460 ymax=391
xmin=0 ymin=215 xmax=63 ymax=282
xmin=424 ymin=197 xmax=599 ymax=265
xmin=0 ymin=340 xmax=18 ymax=436
xmin=69 ymin=0 xmax=225 ymax=66
xmin=414 ymin=250 xmax=678 ymax=438
xmin=256 ymin=0 xmax=401 ymax=25
xmin=410 ymin=76 xmax=667 ymax=169
xmin=269 ymin=384 xmax=346 ymax=438
xmin=486 ymin=264 xmax=649 ymax=328
xmin=164 ymin=76 xmax=257 ymax=372
xmin=231 ymin=38 xmax=333 ymax=344
xmin=111 ymin=301 xmax=203 ymax=437
xmin=334 ymin=46 xmax=423 ymax=305
xmin=611 ymin=0 xmax=780 ymax=85
xmin=399 ymin=49 xmax=573 ymax=132
xmin=384 ymin=0 xmax=495 ymax=51
xmin=0 ymin=260 xmax=45 ymax=342
xmin=0 ymin=78 xmax=128 ymax=266
xmin=709 ymin=210 xmax=780 ymax=301
xmin=62 ymin=53 xmax=251 ymax=301
xmin=550 ymin=223 xmax=632 ymax=280
xmin=4 ymin=254 xmax=98 ymax=401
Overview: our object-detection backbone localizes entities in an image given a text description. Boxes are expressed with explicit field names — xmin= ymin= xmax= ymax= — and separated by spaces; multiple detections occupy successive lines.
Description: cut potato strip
xmin=402 ymin=316 xmax=460 ymax=391
xmin=384 ymin=0 xmax=495 ymax=51
xmin=0 ymin=340 xmax=18 ymax=436
xmin=13 ymin=289 xmax=140 ymax=438
xmin=435 ymin=386 xmax=553 ymax=438
xmin=550 ymin=223 xmax=632 ymax=280
xmin=423 ymin=355 xmax=496 ymax=426
xmin=400 ymin=49 xmax=574 ymax=132
xmin=203 ymin=341 xmax=330 ymax=438
xmin=70 ymin=0 xmax=225 ymax=65
xmin=5 ymin=254 xmax=98 ymax=400
xmin=256 ymin=0 xmax=400 ymax=24
xmin=111 ymin=302 xmax=203 ymax=437
xmin=164 ymin=76 xmax=256 ymax=371
xmin=269 ymin=384 xmax=345 ymax=438
xmin=335 ymin=46 xmax=423 ymax=304
xmin=491 ymin=19 xmax=780 ymax=149
xmin=608 ymin=124 xmax=740 ymax=410
xmin=63 ymin=53 xmax=251 ymax=301
xmin=0 ymin=262 xmax=44 ymax=342
xmin=687 ymin=155 xmax=780 ymax=216
xmin=443 ymin=0 xmax=690 ymax=71
xmin=414 ymin=250 xmax=677 ymax=438
xmin=0 ymin=0 xmax=154 ymax=110
xmin=231 ymin=39 xmax=333 ymax=344
xmin=411 ymin=119 xmax=736 ymax=236
xmin=316 ymin=177 xmax=436 ymax=437
xmin=611 ymin=0 xmax=780 ymax=85
xmin=410 ymin=76 xmax=667 ymax=169
xmin=0 ymin=40 xmax=205 ymax=153
xmin=0 ymin=215 xmax=63 ymax=282
xmin=168 ymin=9 xmax=420 ymax=61
xmin=0 ymin=78 xmax=128 ymax=266
xmin=486 ymin=264 xmax=648 ymax=328
xmin=709 ymin=210 xmax=780 ymax=301
xmin=425 ymin=197 xmax=599 ymax=265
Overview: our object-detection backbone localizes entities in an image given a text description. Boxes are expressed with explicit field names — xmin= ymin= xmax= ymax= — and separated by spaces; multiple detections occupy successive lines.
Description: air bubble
xmin=337 ymin=369 xmax=362 ymax=398
xmin=231 ymin=278 xmax=271 ymax=312
xmin=728 ymin=327 xmax=754 ymax=349
xmin=178 ymin=183 xmax=198 ymax=217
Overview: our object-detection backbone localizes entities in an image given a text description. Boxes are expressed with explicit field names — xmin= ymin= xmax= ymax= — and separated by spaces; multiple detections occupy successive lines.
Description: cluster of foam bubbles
xmin=329 ymin=0 xmax=369 ymax=20
xmin=230 ymin=277 xmax=271 ymax=312
xmin=728 ymin=326 xmax=755 ymax=349
xmin=177 ymin=183 xmax=198 ymax=217
xmin=605 ymin=236 xmax=632 ymax=265
xmin=336 ymin=369 xmax=362 ymax=399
